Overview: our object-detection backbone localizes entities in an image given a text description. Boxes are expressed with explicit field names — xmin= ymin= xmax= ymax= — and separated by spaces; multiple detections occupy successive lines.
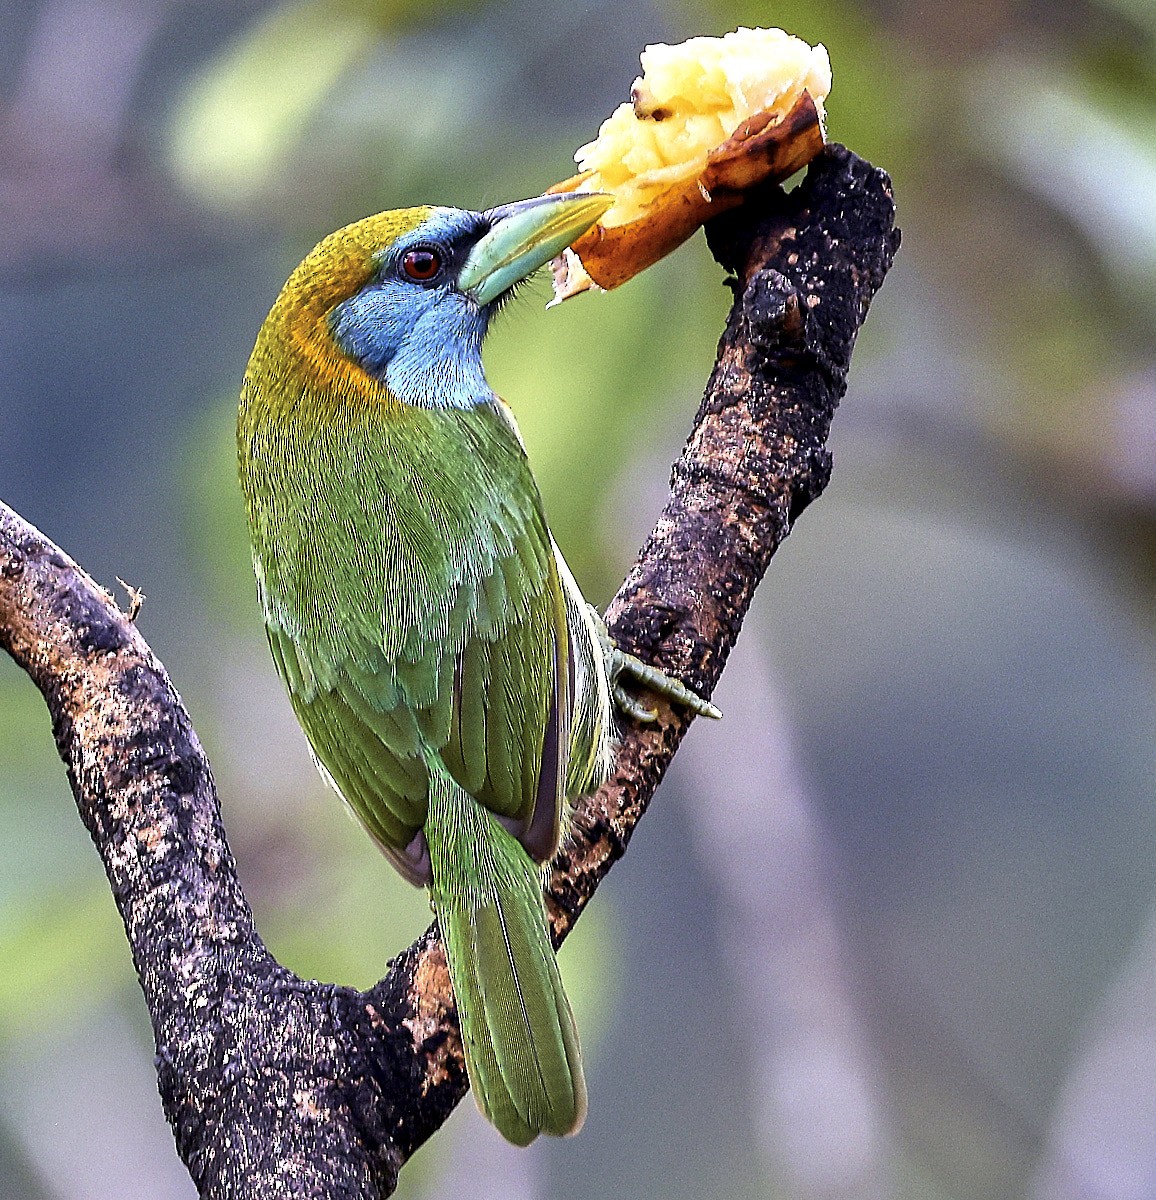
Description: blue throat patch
xmin=329 ymin=208 xmax=498 ymax=411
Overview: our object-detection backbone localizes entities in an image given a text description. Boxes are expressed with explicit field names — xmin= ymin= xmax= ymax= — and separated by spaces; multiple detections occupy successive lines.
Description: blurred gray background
xmin=2 ymin=1 xmax=1155 ymax=1197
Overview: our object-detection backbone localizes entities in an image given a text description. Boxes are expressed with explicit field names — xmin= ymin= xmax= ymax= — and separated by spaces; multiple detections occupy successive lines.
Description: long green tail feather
xmin=425 ymin=764 xmax=586 ymax=1144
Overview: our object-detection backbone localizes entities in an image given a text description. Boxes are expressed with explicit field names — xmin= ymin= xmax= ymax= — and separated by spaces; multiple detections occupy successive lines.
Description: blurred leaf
xmin=977 ymin=60 xmax=1156 ymax=305
xmin=1093 ymin=0 xmax=1156 ymax=42
xmin=168 ymin=0 xmax=379 ymax=210
xmin=0 ymin=668 xmax=103 ymax=903
xmin=261 ymin=843 xmax=431 ymax=988
xmin=0 ymin=672 xmax=139 ymax=1042
xmin=0 ymin=672 xmax=59 ymax=784
xmin=329 ymin=0 xmax=476 ymax=29
xmin=557 ymin=894 xmax=622 ymax=1058
xmin=181 ymin=397 xmax=265 ymax=633
xmin=487 ymin=238 xmax=728 ymax=597
xmin=0 ymin=886 xmax=128 ymax=1038
xmin=166 ymin=0 xmax=488 ymax=215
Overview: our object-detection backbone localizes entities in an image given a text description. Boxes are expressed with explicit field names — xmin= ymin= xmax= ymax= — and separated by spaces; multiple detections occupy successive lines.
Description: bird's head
xmin=255 ymin=193 xmax=611 ymax=411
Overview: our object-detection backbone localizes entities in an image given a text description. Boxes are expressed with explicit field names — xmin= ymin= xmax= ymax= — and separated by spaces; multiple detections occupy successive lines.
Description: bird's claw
xmin=592 ymin=607 xmax=722 ymax=724
xmin=612 ymin=676 xmax=659 ymax=724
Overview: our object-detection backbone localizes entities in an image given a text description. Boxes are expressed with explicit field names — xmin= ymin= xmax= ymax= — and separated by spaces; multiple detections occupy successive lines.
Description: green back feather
xmin=240 ymin=383 xmax=565 ymax=856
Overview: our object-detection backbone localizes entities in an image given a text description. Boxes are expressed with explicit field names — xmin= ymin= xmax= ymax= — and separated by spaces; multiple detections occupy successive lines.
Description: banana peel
xmin=549 ymin=90 xmax=824 ymax=301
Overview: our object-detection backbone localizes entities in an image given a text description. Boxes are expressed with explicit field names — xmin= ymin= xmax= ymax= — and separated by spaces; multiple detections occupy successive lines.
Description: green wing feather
xmin=239 ymin=395 xmax=569 ymax=864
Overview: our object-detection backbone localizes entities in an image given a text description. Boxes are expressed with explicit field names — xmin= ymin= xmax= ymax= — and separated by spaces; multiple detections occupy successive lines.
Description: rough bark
xmin=0 ymin=144 xmax=898 ymax=1198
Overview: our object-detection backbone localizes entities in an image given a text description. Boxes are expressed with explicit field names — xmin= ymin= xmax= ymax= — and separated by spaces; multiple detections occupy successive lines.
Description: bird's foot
xmin=592 ymin=608 xmax=722 ymax=723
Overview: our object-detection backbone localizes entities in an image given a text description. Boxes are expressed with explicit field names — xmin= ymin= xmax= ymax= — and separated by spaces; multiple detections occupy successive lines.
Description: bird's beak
xmin=458 ymin=192 xmax=613 ymax=307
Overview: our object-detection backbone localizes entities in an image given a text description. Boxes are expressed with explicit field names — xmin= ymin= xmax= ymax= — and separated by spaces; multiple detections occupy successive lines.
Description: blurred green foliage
xmin=4 ymin=0 xmax=1156 ymax=1196
xmin=0 ymin=669 xmax=133 ymax=1036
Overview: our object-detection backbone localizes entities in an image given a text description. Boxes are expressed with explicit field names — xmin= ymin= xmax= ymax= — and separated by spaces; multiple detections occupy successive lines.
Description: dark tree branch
xmin=0 ymin=144 xmax=898 ymax=1198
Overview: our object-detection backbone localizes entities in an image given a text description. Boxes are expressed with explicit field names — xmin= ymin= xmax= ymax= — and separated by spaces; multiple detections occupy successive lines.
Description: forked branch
xmin=0 ymin=145 xmax=898 ymax=1198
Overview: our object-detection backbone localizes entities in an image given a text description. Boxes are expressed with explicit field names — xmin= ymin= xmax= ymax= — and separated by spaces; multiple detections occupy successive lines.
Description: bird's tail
xmin=424 ymin=764 xmax=586 ymax=1145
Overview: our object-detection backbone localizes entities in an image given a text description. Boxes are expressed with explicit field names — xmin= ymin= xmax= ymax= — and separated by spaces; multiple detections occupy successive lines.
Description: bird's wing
xmin=439 ymin=535 xmax=571 ymax=863
xmin=249 ymin=401 xmax=568 ymax=871
xmin=266 ymin=620 xmax=432 ymax=866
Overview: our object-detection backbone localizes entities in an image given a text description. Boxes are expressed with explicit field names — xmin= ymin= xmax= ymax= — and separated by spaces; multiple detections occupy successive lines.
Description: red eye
xmin=401 ymin=247 xmax=442 ymax=281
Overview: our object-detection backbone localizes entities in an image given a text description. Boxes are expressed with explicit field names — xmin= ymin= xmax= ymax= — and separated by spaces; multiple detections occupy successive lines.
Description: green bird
xmin=238 ymin=192 xmax=718 ymax=1144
